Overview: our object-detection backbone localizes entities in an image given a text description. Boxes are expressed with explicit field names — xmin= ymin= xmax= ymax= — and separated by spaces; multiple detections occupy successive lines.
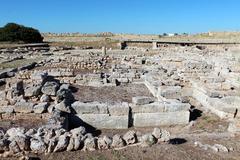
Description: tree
xmin=163 ymin=33 xmax=168 ymax=36
xmin=0 ymin=23 xmax=43 ymax=43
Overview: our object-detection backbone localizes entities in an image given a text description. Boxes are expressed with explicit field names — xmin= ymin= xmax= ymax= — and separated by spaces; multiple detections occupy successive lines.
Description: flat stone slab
xmin=14 ymin=101 xmax=35 ymax=113
xmin=158 ymin=86 xmax=182 ymax=99
xmin=0 ymin=106 xmax=14 ymax=113
xmin=71 ymin=101 xmax=129 ymax=116
xmin=133 ymin=111 xmax=189 ymax=127
xmin=164 ymin=102 xmax=190 ymax=112
xmin=132 ymin=102 xmax=165 ymax=113
xmin=71 ymin=101 xmax=108 ymax=114
xmin=108 ymin=102 xmax=129 ymax=116
xmin=192 ymin=82 xmax=239 ymax=118
xmin=208 ymin=98 xmax=239 ymax=114
xmin=132 ymin=101 xmax=190 ymax=113
xmin=132 ymin=96 xmax=155 ymax=105
xmin=76 ymin=114 xmax=129 ymax=129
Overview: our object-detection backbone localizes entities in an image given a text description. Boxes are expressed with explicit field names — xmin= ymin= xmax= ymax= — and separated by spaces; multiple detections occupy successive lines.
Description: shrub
xmin=0 ymin=23 xmax=43 ymax=43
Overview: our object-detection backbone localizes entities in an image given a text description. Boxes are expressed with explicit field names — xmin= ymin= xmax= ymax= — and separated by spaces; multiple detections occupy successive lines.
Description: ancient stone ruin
xmin=0 ymin=42 xmax=239 ymax=158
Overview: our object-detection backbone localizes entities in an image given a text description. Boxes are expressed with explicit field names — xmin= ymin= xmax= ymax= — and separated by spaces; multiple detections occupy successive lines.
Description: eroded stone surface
xmin=0 ymin=41 xmax=240 ymax=158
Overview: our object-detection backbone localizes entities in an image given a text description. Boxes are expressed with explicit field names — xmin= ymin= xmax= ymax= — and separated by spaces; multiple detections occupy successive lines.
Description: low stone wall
xmin=70 ymin=99 xmax=190 ymax=129
xmin=132 ymin=101 xmax=190 ymax=127
xmin=133 ymin=111 xmax=189 ymax=127
xmin=71 ymin=102 xmax=129 ymax=129
xmin=191 ymin=82 xmax=239 ymax=119
xmin=76 ymin=114 xmax=129 ymax=129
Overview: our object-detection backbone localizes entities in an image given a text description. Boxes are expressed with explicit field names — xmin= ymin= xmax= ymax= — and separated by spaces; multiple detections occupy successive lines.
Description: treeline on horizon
xmin=0 ymin=23 xmax=43 ymax=43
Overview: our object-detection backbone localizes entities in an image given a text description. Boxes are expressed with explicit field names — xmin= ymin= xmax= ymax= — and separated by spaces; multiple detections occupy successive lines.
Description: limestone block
xmin=228 ymin=119 xmax=240 ymax=133
xmin=76 ymin=114 xmax=129 ymax=129
xmin=192 ymin=86 xmax=232 ymax=119
xmin=14 ymin=101 xmax=35 ymax=113
xmin=181 ymin=87 xmax=193 ymax=97
xmin=71 ymin=101 xmax=108 ymax=114
xmin=132 ymin=96 xmax=155 ymax=105
xmin=131 ymin=102 xmax=165 ymax=113
xmin=116 ymin=78 xmax=129 ymax=83
xmin=132 ymin=101 xmax=190 ymax=113
xmin=208 ymin=98 xmax=239 ymax=115
xmin=41 ymin=81 xmax=59 ymax=96
xmin=24 ymin=84 xmax=42 ymax=97
xmin=164 ymin=102 xmax=190 ymax=112
xmin=33 ymin=102 xmax=49 ymax=114
xmin=0 ymin=106 xmax=14 ymax=113
xmin=31 ymin=71 xmax=48 ymax=82
xmin=108 ymin=102 xmax=129 ymax=116
xmin=133 ymin=111 xmax=189 ymax=127
xmin=158 ymin=86 xmax=182 ymax=99
xmin=0 ymin=91 xmax=6 ymax=100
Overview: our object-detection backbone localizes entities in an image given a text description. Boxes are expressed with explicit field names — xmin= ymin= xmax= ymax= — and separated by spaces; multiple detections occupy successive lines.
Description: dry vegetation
xmin=43 ymin=32 xmax=240 ymax=48
xmin=0 ymin=58 xmax=40 ymax=69
xmin=49 ymin=39 xmax=119 ymax=49
xmin=1 ymin=32 xmax=240 ymax=160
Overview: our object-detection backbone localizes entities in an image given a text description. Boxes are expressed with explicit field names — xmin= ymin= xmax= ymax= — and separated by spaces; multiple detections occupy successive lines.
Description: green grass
xmin=0 ymin=42 xmax=25 ymax=48
xmin=195 ymin=115 xmax=219 ymax=131
xmin=0 ymin=58 xmax=40 ymax=69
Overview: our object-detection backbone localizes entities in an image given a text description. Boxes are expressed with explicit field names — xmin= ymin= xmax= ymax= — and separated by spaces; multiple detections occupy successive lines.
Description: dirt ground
xmin=0 ymin=79 xmax=239 ymax=160
xmin=0 ymin=114 xmax=48 ymax=132
xmin=73 ymin=84 xmax=153 ymax=104
xmin=0 ymin=84 xmax=5 ymax=90
xmin=4 ymin=136 xmax=240 ymax=160
xmin=2 ymin=108 xmax=240 ymax=160
xmin=36 ymin=135 xmax=240 ymax=160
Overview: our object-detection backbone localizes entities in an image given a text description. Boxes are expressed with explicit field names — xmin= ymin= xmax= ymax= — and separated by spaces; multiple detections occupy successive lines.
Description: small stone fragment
xmin=123 ymin=131 xmax=137 ymax=145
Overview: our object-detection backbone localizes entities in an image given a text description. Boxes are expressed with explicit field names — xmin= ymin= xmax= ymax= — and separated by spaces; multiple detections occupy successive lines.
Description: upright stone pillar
xmin=152 ymin=42 xmax=158 ymax=50
xmin=118 ymin=42 xmax=126 ymax=50
xmin=102 ymin=46 xmax=107 ymax=55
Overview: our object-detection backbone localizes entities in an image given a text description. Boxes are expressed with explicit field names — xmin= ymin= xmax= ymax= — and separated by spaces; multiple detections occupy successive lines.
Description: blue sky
xmin=0 ymin=0 xmax=240 ymax=34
